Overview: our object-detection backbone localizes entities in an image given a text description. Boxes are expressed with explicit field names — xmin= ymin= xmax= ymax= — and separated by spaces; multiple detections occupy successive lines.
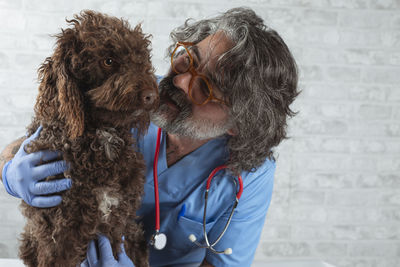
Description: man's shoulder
xmin=236 ymin=157 xmax=276 ymax=194
xmin=241 ymin=157 xmax=276 ymax=180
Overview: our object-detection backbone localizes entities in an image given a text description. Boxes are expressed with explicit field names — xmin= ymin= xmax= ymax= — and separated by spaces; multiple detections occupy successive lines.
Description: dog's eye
xmin=103 ymin=58 xmax=114 ymax=67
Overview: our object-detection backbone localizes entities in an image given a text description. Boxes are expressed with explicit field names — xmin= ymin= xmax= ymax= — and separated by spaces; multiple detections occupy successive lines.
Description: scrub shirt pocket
xmin=168 ymin=215 xmax=215 ymax=254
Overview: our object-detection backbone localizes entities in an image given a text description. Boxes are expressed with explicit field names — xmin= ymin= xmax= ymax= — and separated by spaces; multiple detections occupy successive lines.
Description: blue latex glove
xmin=81 ymin=235 xmax=135 ymax=267
xmin=2 ymin=126 xmax=71 ymax=208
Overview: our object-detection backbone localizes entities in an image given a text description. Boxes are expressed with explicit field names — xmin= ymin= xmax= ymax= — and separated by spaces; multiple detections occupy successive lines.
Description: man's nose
xmin=172 ymin=72 xmax=192 ymax=95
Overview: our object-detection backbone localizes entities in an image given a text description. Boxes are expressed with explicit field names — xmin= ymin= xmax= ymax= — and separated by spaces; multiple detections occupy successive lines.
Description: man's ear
xmin=227 ymin=127 xmax=237 ymax=136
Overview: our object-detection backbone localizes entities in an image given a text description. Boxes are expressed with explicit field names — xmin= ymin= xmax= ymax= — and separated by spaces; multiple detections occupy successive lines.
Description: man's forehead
xmin=197 ymin=32 xmax=233 ymax=60
xmin=194 ymin=32 xmax=233 ymax=83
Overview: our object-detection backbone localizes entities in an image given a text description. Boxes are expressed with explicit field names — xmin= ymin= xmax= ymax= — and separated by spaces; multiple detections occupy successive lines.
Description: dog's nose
xmin=141 ymin=90 xmax=158 ymax=108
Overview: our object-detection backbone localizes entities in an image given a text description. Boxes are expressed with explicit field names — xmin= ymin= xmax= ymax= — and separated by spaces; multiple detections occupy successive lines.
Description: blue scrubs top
xmin=135 ymin=123 xmax=275 ymax=267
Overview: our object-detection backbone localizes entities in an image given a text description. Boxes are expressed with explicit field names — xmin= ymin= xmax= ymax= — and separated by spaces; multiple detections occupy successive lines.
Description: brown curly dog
xmin=19 ymin=10 xmax=158 ymax=267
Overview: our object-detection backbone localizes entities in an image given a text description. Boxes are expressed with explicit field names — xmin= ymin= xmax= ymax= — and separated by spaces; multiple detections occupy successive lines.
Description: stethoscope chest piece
xmin=150 ymin=232 xmax=167 ymax=250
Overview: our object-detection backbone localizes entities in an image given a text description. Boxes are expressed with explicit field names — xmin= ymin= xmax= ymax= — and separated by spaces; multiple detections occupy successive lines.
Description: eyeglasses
xmin=171 ymin=42 xmax=225 ymax=106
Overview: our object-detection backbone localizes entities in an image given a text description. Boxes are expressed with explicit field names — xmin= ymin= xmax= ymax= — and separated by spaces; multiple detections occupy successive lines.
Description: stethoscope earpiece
xmin=188 ymin=234 xmax=197 ymax=242
xmin=224 ymin=248 xmax=233 ymax=255
xmin=188 ymin=234 xmax=233 ymax=255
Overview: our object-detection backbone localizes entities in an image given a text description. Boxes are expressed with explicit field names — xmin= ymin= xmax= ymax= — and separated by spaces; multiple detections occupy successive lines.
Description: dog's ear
xmin=34 ymin=57 xmax=59 ymax=122
xmin=51 ymin=27 xmax=85 ymax=139
xmin=55 ymin=61 xmax=85 ymax=139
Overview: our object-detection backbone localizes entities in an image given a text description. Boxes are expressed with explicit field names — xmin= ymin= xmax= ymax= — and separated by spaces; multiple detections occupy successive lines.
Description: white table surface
xmin=252 ymin=260 xmax=336 ymax=267
xmin=0 ymin=258 xmax=336 ymax=267
xmin=0 ymin=259 xmax=25 ymax=267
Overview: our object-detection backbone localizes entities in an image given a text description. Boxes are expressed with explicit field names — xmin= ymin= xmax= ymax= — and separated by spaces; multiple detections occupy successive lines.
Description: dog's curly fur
xmin=19 ymin=10 xmax=158 ymax=267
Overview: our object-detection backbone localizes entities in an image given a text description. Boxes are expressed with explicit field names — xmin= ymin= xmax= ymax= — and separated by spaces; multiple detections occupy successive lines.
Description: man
xmin=0 ymin=7 xmax=298 ymax=267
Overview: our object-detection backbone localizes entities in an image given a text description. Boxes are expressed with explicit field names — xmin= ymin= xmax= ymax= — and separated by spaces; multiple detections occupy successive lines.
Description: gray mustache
xmin=159 ymin=76 xmax=192 ymax=111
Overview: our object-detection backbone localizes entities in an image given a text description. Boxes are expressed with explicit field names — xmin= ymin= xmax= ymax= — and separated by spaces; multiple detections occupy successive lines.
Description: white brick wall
xmin=0 ymin=0 xmax=399 ymax=266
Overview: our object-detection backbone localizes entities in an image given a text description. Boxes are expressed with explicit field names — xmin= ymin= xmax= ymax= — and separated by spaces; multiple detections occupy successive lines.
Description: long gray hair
xmin=168 ymin=7 xmax=299 ymax=173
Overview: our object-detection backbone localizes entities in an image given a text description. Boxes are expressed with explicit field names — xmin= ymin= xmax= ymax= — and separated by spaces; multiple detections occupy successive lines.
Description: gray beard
xmin=150 ymin=103 xmax=232 ymax=140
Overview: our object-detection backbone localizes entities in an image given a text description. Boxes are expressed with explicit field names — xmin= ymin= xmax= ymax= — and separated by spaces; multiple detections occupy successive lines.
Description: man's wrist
xmin=0 ymin=154 xmax=8 ymax=182
xmin=0 ymin=136 xmax=26 ymax=182
xmin=2 ymin=160 xmax=19 ymax=197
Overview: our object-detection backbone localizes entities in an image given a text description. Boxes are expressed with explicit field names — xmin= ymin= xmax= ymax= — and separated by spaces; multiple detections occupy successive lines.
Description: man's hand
xmin=1 ymin=126 xmax=71 ymax=207
xmin=81 ymin=235 xmax=135 ymax=267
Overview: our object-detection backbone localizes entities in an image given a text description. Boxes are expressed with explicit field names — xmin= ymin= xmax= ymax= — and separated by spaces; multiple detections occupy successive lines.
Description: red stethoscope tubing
xmin=153 ymin=127 xmax=162 ymax=231
xmin=206 ymin=165 xmax=243 ymax=200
